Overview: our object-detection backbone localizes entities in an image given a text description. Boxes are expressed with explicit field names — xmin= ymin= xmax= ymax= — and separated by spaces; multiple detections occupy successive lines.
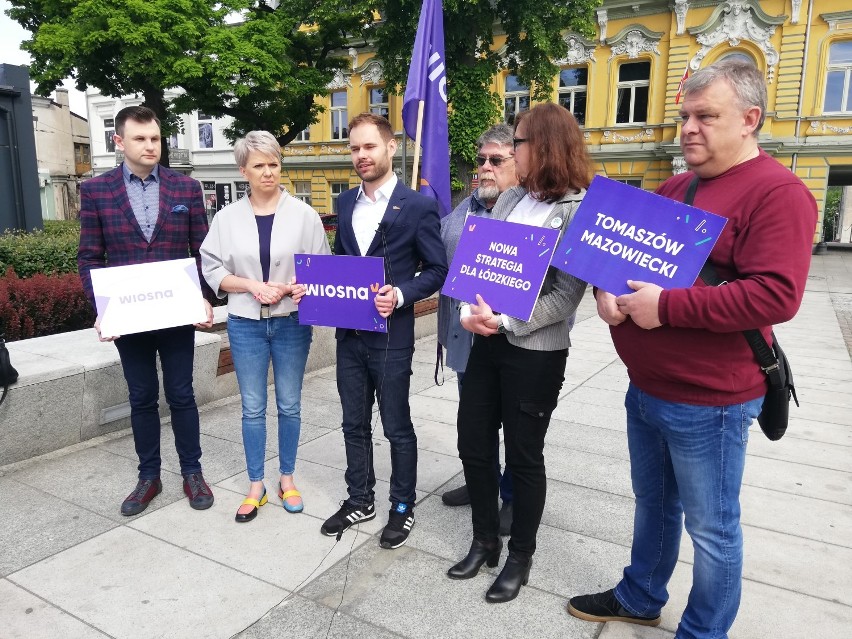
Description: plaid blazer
xmin=77 ymin=164 xmax=211 ymax=309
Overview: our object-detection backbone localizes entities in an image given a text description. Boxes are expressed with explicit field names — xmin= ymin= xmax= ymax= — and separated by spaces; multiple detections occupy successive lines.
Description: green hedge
xmin=0 ymin=220 xmax=80 ymax=277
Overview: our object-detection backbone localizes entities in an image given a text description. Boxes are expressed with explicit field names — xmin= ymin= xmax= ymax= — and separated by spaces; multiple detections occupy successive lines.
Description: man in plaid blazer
xmin=78 ymin=106 xmax=215 ymax=517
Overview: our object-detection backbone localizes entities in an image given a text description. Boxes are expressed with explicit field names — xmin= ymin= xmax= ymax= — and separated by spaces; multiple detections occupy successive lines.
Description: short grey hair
xmin=476 ymin=124 xmax=514 ymax=151
xmin=683 ymin=58 xmax=767 ymax=134
xmin=233 ymin=130 xmax=281 ymax=167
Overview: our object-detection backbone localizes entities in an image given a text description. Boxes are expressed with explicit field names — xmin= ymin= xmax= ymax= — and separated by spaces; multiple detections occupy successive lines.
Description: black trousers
xmin=457 ymin=334 xmax=567 ymax=558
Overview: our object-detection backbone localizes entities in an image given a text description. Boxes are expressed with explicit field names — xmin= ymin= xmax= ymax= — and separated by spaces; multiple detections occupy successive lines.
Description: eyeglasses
xmin=512 ymin=138 xmax=528 ymax=150
xmin=475 ymin=155 xmax=512 ymax=167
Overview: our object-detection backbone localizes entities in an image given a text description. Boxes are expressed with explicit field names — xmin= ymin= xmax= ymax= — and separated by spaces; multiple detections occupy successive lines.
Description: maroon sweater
xmin=610 ymin=150 xmax=817 ymax=405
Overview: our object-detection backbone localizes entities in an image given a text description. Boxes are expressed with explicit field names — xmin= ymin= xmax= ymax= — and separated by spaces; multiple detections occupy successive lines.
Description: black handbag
xmin=0 ymin=334 xmax=19 ymax=406
xmin=698 ymin=263 xmax=798 ymax=440
xmin=686 ymin=177 xmax=797 ymax=441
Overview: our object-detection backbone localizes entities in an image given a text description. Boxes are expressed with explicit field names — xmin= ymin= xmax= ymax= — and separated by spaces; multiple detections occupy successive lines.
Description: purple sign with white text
xmin=442 ymin=216 xmax=560 ymax=321
xmin=295 ymin=254 xmax=387 ymax=332
xmin=553 ymin=176 xmax=727 ymax=295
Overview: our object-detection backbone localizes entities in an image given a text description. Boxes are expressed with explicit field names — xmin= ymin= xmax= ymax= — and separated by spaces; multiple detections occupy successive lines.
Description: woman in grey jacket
xmin=447 ymin=104 xmax=590 ymax=601
xmin=201 ymin=131 xmax=331 ymax=522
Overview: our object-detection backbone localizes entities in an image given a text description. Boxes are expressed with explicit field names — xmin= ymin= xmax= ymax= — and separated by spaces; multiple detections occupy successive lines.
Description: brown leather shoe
xmin=121 ymin=479 xmax=162 ymax=516
xmin=183 ymin=473 xmax=214 ymax=510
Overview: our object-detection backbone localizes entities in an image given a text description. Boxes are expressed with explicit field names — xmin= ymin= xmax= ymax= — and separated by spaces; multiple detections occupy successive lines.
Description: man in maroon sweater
xmin=568 ymin=60 xmax=816 ymax=639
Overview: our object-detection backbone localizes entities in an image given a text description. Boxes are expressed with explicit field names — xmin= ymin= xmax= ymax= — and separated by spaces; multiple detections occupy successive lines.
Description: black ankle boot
xmin=447 ymin=538 xmax=502 ymax=580
xmin=485 ymin=554 xmax=532 ymax=603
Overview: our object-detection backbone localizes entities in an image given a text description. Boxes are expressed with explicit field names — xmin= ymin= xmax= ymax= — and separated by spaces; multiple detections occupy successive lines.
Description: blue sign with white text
xmin=553 ymin=176 xmax=727 ymax=295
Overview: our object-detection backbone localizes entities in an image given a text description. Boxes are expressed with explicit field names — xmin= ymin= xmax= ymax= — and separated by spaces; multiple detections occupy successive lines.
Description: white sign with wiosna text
xmin=91 ymin=258 xmax=207 ymax=338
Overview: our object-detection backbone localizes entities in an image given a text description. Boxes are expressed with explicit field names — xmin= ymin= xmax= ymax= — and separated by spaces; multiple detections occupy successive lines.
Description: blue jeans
xmin=227 ymin=313 xmax=312 ymax=481
xmin=114 ymin=326 xmax=201 ymax=479
xmin=457 ymin=370 xmax=513 ymax=503
xmin=336 ymin=332 xmax=416 ymax=507
xmin=615 ymin=384 xmax=763 ymax=639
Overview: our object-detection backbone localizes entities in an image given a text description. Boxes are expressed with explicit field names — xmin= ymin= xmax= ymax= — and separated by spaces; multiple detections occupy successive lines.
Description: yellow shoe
xmin=235 ymin=488 xmax=268 ymax=523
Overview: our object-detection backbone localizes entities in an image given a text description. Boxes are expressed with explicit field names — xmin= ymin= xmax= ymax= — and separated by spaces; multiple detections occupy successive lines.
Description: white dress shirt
xmin=352 ymin=174 xmax=404 ymax=307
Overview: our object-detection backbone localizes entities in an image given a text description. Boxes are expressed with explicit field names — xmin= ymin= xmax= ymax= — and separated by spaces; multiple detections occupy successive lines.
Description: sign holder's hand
xmin=374 ymin=284 xmax=397 ymax=318
xmin=461 ymin=294 xmax=499 ymax=336
xmin=94 ymin=317 xmax=118 ymax=342
xmin=193 ymin=300 xmax=214 ymax=329
xmin=616 ymin=280 xmax=663 ymax=329
xmin=596 ymin=290 xmax=627 ymax=326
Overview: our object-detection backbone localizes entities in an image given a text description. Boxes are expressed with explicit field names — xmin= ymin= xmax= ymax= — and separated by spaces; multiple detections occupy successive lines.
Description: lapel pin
xmin=550 ymin=217 xmax=563 ymax=229
xmin=393 ymin=205 xmax=401 ymax=210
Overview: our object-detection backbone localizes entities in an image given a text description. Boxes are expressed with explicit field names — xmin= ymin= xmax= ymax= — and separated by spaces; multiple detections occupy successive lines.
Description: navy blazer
xmin=334 ymin=181 xmax=448 ymax=349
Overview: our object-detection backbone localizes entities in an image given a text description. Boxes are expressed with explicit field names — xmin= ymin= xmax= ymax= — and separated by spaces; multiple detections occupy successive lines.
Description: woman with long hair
xmin=448 ymin=103 xmax=591 ymax=602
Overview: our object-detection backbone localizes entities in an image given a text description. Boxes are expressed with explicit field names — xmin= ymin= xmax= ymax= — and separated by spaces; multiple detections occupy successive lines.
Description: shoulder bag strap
xmin=687 ymin=177 xmax=783 ymax=389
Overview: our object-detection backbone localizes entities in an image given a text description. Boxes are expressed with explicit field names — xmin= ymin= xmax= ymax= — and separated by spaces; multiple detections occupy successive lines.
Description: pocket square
xmin=171 ymin=205 xmax=189 ymax=214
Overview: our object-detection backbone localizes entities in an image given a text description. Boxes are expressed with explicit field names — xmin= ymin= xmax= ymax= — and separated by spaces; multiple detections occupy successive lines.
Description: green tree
xmin=7 ymin=0 xmax=375 ymax=155
xmin=823 ymin=186 xmax=842 ymax=242
xmin=8 ymin=0 xmax=230 ymax=165
xmin=171 ymin=0 xmax=376 ymax=146
xmin=374 ymin=0 xmax=600 ymax=196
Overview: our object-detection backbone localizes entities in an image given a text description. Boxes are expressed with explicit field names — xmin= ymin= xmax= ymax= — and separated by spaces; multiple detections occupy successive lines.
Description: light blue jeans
xmin=227 ymin=313 xmax=312 ymax=481
xmin=614 ymin=383 xmax=763 ymax=639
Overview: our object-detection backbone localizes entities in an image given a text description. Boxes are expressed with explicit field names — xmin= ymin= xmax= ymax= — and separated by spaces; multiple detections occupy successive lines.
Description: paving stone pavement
xmin=1 ymin=252 xmax=849 ymax=639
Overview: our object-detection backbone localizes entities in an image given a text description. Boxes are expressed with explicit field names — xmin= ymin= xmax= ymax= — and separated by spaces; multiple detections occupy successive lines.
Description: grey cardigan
xmin=200 ymin=189 xmax=331 ymax=319
xmin=486 ymin=186 xmax=588 ymax=352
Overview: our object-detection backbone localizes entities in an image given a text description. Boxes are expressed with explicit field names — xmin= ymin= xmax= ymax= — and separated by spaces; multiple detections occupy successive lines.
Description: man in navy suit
xmin=320 ymin=113 xmax=448 ymax=549
xmin=78 ymin=106 xmax=214 ymax=517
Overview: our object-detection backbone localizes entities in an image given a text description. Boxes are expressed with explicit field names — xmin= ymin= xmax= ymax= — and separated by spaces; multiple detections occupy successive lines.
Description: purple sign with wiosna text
xmin=442 ymin=216 xmax=560 ymax=321
xmin=295 ymin=254 xmax=387 ymax=333
xmin=553 ymin=176 xmax=727 ymax=295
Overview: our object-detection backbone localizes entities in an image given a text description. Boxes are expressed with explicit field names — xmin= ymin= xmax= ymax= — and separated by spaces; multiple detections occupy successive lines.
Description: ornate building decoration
xmin=597 ymin=9 xmax=608 ymax=44
xmin=687 ymin=1 xmax=786 ymax=83
xmin=320 ymin=145 xmax=349 ymax=155
xmin=357 ymin=59 xmax=385 ymax=86
xmin=283 ymin=145 xmax=315 ymax=156
xmin=672 ymin=156 xmax=688 ymax=174
xmin=326 ymin=69 xmax=352 ymax=91
xmin=602 ymin=128 xmax=655 ymax=143
xmin=607 ymin=26 xmax=663 ymax=61
xmin=553 ymin=34 xmax=597 ymax=66
xmin=674 ymin=0 xmax=690 ymax=36
xmin=791 ymin=0 xmax=801 ymax=25
xmin=808 ymin=121 xmax=852 ymax=136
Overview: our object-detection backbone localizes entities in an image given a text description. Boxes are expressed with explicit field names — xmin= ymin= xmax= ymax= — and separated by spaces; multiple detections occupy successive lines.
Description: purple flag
xmin=402 ymin=0 xmax=451 ymax=217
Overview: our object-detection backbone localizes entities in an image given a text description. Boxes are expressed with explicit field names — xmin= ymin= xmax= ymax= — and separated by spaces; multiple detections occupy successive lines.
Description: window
xmin=330 ymin=91 xmax=348 ymax=140
xmin=504 ymin=75 xmax=530 ymax=124
xmin=558 ymin=67 xmax=588 ymax=126
xmin=235 ymin=181 xmax=249 ymax=200
xmin=166 ymin=132 xmax=179 ymax=148
xmin=104 ymin=118 xmax=115 ymax=152
xmin=369 ymin=87 xmax=389 ymax=119
xmin=74 ymin=143 xmax=91 ymax=165
xmin=616 ymin=61 xmax=651 ymax=124
xmin=198 ymin=113 xmax=214 ymax=148
xmin=825 ymin=41 xmax=852 ymax=113
xmin=330 ymin=182 xmax=348 ymax=214
xmin=295 ymin=127 xmax=310 ymax=142
xmin=612 ymin=178 xmax=643 ymax=188
xmin=293 ymin=181 xmax=312 ymax=205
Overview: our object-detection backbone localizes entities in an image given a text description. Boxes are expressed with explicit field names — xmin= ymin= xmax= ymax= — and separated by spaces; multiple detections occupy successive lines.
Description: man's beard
xmin=478 ymin=181 xmax=500 ymax=202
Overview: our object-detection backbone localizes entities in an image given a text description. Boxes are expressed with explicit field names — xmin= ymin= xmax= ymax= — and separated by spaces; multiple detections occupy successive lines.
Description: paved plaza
xmin=1 ymin=251 xmax=850 ymax=639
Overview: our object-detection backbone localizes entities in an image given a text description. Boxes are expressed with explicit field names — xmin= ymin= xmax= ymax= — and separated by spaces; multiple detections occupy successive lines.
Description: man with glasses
xmin=438 ymin=124 xmax=518 ymax=535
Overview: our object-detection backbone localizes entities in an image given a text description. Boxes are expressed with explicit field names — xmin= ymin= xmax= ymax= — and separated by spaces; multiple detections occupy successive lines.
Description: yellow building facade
xmin=281 ymin=1 xmax=852 ymax=243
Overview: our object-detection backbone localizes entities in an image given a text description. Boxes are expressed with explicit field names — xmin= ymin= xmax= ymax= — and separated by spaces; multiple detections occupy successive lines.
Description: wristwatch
xmin=496 ymin=314 xmax=508 ymax=334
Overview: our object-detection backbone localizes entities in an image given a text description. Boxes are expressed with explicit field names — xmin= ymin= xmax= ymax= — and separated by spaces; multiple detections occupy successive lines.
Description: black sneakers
xmin=567 ymin=589 xmax=661 ymax=627
xmin=379 ymin=503 xmax=415 ymax=549
xmin=321 ymin=501 xmax=376 ymax=537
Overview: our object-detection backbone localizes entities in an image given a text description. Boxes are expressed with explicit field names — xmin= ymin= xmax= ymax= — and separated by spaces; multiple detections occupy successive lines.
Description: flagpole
xmin=410 ymin=100 xmax=425 ymax=190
